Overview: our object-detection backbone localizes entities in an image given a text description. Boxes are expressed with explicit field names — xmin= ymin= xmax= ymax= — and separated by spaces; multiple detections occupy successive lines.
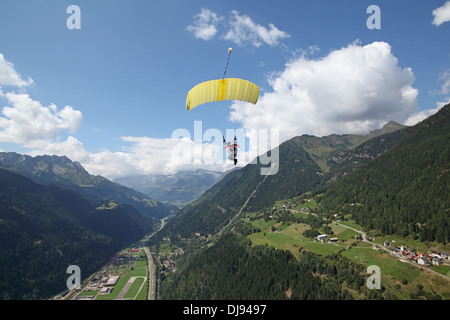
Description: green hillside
xmin=161 ymin=232 xmax=376 ymax=300
xmin=0 ymin=152 xmax=178 ymax=220
xmin=0 ymin=168 xmax=151 ymax=299
xmin=149 ymin=105 xmax=449 ymax=300
xmin=155 ymin=123 xmax=407 ymax=241
xmin=321 ymin=104 xmax=450 ymax=243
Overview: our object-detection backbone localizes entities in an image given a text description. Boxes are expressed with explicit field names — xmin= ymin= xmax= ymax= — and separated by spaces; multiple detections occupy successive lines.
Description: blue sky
xmin=0 ymin=0 xmax=449 ymax=178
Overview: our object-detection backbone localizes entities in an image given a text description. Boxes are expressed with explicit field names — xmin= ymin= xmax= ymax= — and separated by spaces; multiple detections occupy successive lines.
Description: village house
xmin=391 ymin=246 xmax=448 ymax=267
xmin=391 ymin=247 xmax=400 ymax=253
xmin=317 ymin=235 xmax=327 ymax=241
xmin=164 ymin=259 xmax=176 ymax=269
xmin=430 ymin=251 xmax=442 ymax=259
xmin=432 ymin=257 xmax=442 ymax=266
xmin=400 ymin=246 xmax=413 ymax=253
xmin=417 ymin=257 xmax=430 ymax=266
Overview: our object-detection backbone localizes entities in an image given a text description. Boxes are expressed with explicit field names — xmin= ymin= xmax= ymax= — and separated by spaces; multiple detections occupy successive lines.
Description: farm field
xmin=247 ymin=219 xmax=345 ymax=258
xmin=96 ymin=249 xmax=148 ymax=300
xmin=245 ymin=211 xmax=450 ymax=300
xmin=66 ymin=248 xmax=149 ymax=300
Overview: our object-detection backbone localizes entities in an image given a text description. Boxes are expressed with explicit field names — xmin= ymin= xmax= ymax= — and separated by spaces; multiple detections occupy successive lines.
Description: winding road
xmin=335 ymin=222 xmax=450 ymax=280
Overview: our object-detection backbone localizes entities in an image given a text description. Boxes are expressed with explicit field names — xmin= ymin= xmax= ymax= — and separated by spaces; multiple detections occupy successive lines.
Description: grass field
xmin=342 ymin=242 xmax=450 ymax=299
xmin=95 ymin=251 xmax=148 ymax=300
xmin=248 ymin=220 xmax=344 ymax=258
xmin=246 ymin=216 xmax=450 ymax=300
xmin=124 ymin=277 xmax=146 ymax=299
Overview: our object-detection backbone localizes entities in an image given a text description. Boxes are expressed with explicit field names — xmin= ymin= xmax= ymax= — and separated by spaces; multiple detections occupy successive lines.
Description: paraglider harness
xmin=223 ymin=135 xmax=239 ymax=165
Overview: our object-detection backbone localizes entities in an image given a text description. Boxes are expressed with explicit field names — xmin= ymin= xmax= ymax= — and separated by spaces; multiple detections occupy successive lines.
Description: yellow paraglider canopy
xmin=186 ymin=78 xmax=259 ymax=111
xmin=186 ymin=48 xmax=259 ymax=111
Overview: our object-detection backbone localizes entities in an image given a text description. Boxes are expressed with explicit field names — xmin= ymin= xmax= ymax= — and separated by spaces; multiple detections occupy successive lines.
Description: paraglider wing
xmin=186 ymin=78 xmax=259 ymax=111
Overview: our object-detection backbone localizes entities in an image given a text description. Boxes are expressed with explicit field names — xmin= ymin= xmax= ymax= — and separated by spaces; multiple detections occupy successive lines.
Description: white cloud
xmin=0 ymin=53 xmax=33 ymax=87
xmin=224 ymin=10 xmax=290 ymax=47
xmin=186 ymin=8 xmax=223 ymax=40
xmin=0 ymin=54 xmax=82 ymax=145
xmin=4 ymin=39 xmax=445 ymax=180
xmin=38 ymin=40 xmax=438 ymax=179
xmin=25 ymin=136 xmax=135 ymax=178
xmin=437 ymin=68 xmax=450 ymax=95
xmin=432 ymin=1 xmax=450 ymax=26
xmin=0 ymin=92 xmax=83 ymax=144
xmin=187 ymin=8 xmax=289 ymax=48
xmin=25 ymin=134 xmax=231 ymax=179
xmin=0 ymin=51 xmax=232 ymax=178
xmin=229 ymin=41 xmax=428 ymax=146
xmin=404 ymin=105 xmax=443 ymax=126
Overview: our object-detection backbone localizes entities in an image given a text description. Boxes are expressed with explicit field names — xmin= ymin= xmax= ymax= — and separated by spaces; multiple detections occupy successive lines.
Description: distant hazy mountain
xmin=0 ymin=152 xmax=178 ymax=220
xmin=115 ymin=169 xmax=223 ymax=207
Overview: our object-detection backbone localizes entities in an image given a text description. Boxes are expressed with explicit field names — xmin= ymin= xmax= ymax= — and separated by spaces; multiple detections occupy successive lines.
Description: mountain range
xmin=114 ymin=169 xmax=223 ymax=207
xmin=0 ymin=152 xmax=178 ymax=220
xmin=0 ymin=168 xmax=151 ymax=299
xmin=155 ymin=119 xmax=409 ymax=240
xmin=0 ymin=152 xmax=178 ymax=299
xmin=1 ymin=104 xmax=448 ymax=300
xmin=149 ymin=104 xmax=449 ymax=300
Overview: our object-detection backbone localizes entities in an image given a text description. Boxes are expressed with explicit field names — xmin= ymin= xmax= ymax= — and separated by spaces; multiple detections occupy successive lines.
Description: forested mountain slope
xmin=321 ymin=103 xmax=450 ymax=243
xmin=161 ymin=232 xmax=380 ymax=300
xmin=0 ymin=168 xmax=151 ymax=299
xmin=156 ymin=122 xmax=408 ymax=241
xmin=0 ymin=152 xmax=178 ymax=219
xmin=151 ymin=106 xmax=449 ymax=301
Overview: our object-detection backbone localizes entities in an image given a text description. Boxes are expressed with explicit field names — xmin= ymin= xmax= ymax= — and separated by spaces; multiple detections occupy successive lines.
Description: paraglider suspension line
xmin=223 ymin=52 xmax=231 ymax=79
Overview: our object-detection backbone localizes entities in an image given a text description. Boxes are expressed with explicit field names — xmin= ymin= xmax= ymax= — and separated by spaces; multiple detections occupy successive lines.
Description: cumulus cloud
xmin=26 ymin=134 xmax=231 ymax=179
xmin=229 ymin=41 xmax=428 ymax=146
xmin=0 ymin=92 xmax=83 ymax=144
xmin=224 ymin=10 xmax=290 ymax=47
xmin=436 ymin=68 xmax=450 ymax=95
xmin=432 ymin=1 xmax=450 ymax=26
xmin=186 ymin=8 xmax=223 ymax=40
xmin=0 ymin=54 xmax=82 ymax=146
xmin=26 ymin=41 xmax=443 ymax=178
xmin=0 ymin=50 xmax=232 ymax=178
xmin=26 ymin=136 xmax=141 ymax=179
xmin=187 ymin=8 xmax=289 ymax=48
xmin=404 ymin=105 xmax=443 ymax=126
xmin=0 ymin=53 xmax=33 ymax=87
